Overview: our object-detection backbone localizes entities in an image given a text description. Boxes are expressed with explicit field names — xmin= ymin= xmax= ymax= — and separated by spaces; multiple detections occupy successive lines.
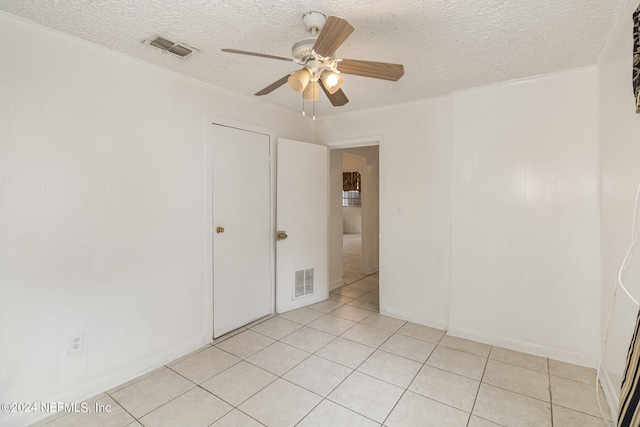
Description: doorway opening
xmin=342 ymin=153 xmax=365 ymax=285
xmin=329 ymin=145 xmax=380 ymax=312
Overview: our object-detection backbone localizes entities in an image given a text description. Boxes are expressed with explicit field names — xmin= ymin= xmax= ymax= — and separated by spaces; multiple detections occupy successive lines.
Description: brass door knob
xmin=216 ymin=227 xmax=225 ymax=233
xmin=276 ymin=230 xmax=288 ymax=241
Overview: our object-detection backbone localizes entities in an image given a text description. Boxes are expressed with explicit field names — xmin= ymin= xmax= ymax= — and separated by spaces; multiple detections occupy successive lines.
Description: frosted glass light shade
xmin=320 ymin=71 xmax=344 ymax=94
xmin=303 ymin=81 xmax=320 ymax=101
xmin=288 ymin=69 xmax=311 ymax=92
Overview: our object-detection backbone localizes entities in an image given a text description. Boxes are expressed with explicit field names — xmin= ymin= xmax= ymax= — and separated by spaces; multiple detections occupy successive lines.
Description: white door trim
xmin=325 ymin=134 xmax=383 ymax=149
xmin=203 ymin=114 xmax=277 ymax=342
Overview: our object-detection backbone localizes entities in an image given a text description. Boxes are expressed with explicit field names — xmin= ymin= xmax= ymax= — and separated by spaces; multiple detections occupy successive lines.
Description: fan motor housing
xmin=292 ymin=37 xmax=317 ymax=61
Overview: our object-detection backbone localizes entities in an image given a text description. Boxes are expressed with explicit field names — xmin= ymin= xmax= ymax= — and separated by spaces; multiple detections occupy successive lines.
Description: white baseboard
xmin=447 ymin=325 xmax=599 ymax=368
xmin=377 ymin=307 xmax=601 ymax=371
xmin=364 ymin=266 xmax=379 ymax=275
xmin=600 ymin=371 xmax=619 ymax=423
xmin=329 ymin=279 xmax=344 ymax=291
xmin=6 ymin=336 xmax=208 ymax=427
xmin=380 ymin=307 xmax=449 ymax=331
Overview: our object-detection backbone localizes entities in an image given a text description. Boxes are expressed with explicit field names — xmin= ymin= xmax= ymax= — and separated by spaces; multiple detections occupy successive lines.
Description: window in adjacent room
xmin=342 ymin=171 xmax=361 ymax=207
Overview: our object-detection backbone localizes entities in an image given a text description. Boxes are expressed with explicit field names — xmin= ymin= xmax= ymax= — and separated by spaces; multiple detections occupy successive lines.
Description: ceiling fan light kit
xmin=222 ymin=11 xmax=404 ymax=117
xmin=321 ymin=71 xmax=343 ymax=94
xmin=288 ymin=69 xmax=311 ymax=92
xmin=303 ymin=81 xmax=320 ymax=101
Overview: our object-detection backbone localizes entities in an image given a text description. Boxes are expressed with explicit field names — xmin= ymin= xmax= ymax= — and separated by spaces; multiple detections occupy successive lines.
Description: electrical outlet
xmin=68 ymin=333 xmax=84 ymax=355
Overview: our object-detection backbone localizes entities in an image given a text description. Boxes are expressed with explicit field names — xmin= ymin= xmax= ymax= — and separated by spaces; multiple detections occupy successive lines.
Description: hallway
xmin=339 ymin=233 xmax=378 ymax=312
xmin=343 ymin=233 xmax=366 ymax=285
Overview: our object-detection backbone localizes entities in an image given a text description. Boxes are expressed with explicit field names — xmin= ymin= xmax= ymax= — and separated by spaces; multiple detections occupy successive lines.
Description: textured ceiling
xmin=1 ymin=0 xmax=625 ymax=115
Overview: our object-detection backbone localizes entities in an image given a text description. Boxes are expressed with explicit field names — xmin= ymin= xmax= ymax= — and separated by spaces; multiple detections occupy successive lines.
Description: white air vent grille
xmin=168 ymin=44 xmax=192 ymax=57
xmin=305 ymin=269 xmax=314 ymax=294
xmin=149 ymin=36 xmax=174 ymax=50
xmin=145 ymin=35 xmax=196 ymax=58
xmin=294 ymin=268 xmax=314 ymax=298
xmin=295 ymin=270 xmax=304 ymax=298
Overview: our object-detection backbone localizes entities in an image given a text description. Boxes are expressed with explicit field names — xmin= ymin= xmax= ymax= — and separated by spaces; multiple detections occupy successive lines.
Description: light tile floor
xmin=34 ymin=237 xmax=610 ymax=426
xmin=343 ymin=233 xmax=368 ymax=286
xmin=35 ymin=271 xmax=611 ymax=426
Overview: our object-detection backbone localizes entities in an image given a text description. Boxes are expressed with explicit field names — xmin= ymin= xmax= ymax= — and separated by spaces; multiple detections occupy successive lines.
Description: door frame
xmin=204 ymin=115 xmax=277 ymax=341
xmin=327 ymin=135 xmax=383 ymax=305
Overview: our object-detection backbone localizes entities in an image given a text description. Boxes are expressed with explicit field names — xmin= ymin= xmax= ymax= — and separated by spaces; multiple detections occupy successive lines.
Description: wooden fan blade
xmin=222 ymin=48 xmax=293 ymax=62
xmin=313 ymin=16 xmax=354 ymax=57
xmin=338 ymin=58 xmax=405 ymax=81
xmin=319 ymin=80 xmax=349 ymax=106
xmin=255 ymin=74 xmax=291 ymax=96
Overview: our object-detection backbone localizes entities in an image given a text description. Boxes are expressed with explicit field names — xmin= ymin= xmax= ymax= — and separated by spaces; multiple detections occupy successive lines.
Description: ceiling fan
xmin=222 ymin=12 xmax=404 ymax=114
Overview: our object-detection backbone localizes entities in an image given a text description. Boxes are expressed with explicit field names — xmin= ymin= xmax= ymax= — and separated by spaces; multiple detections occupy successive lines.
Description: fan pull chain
xmin=302 ymin=96 xmax=305 ymax=116
xmin=312 ymin=98 xmax=316 ymax=120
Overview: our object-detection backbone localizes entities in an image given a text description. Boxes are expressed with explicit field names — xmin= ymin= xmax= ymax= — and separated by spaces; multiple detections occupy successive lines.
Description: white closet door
xmin=212 ymin=124 xmax=271 ymax=338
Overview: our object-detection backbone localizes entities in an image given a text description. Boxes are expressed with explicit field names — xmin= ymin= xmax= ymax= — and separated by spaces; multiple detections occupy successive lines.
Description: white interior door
xmin=213 ymin=124 xmax=271 ymax=338
xmin=276 ymin=138 xmax=328 ymax=313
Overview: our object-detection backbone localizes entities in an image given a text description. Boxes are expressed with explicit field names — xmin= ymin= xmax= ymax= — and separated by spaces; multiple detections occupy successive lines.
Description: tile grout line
xmin=381 ymin=326 xmax=447 ymax=426
xmin=231 ymin=408 xmax=268 ymax=427
xmin=51 ymin=312 xmax=602 ymax=427
xmin=312 ymin=314 xmax=401 ymax=424
xmin=192 ymin=350 xmax=278 ymax=421
xmin=196 ymin=375 xmax=271 ymax=427
xmin=294 ymin=398 xmax=381 ymax=426
xmin=265 ymin=297 xmax=388 ymax=426
xmin=213 ymin=300 xmax=378 ymax=424
xmin=110 ymin=369 xmax=198 ymax=423
xmin=274 ymin=311 xmax=382 ymax=425
xmin=548 ymin=358 xmax=554 ymax=427
xmin=51 ymin=307 xmax=566 ymax=427
xmin=483 ymin=353 xmax=551 ymax=376
xmin=281 ymin=302 xmax=396 ymax=423
xmin=461 ymin=348 xmax=568 ymax=416
xmin=207 ymin=317 xmax=326 ymax=426
xmin=167 ymin=336 xmax=307 ymax=423
xmin=45 ymin=275 xmax=464 ymax=427
xmin=193 ymin=383 xmax=258 ymax=425
xmin=42 ymin=257 xmax=367 ymax=425
xmin=47 ymin=319 xmax=487 ymax=426
xmin=464 ymin=343 xmax=491 ymax=427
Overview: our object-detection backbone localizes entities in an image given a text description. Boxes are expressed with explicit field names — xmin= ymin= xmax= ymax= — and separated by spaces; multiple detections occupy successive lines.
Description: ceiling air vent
xmin=145 ymin=35 xmax=196 ymax=58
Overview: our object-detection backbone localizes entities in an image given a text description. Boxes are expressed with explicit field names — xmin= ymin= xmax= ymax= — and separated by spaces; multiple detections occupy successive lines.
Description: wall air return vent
xmin=145 ymin=35 xmax=197 ymax=58
xmin=294 ymin=268 xmax=314 ymax=298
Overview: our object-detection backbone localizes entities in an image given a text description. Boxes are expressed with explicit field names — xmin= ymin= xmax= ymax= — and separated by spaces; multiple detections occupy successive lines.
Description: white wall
xmin=599 ymin=0 xmax=640 ymax=416
xmin=0 ymin=12 xmax=310 ymax=427
xmin=0 ymin=7 xmax=616 ymax=425
xmin=343 ymin=207 xmax=362 ymax=234
xmin=449 ymin=68 xmax=601 ymax=365
xmin=317 ymin=68 xmax=602 ymax=366
xmin=317 ymin=97 xmax=453 ymax=329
